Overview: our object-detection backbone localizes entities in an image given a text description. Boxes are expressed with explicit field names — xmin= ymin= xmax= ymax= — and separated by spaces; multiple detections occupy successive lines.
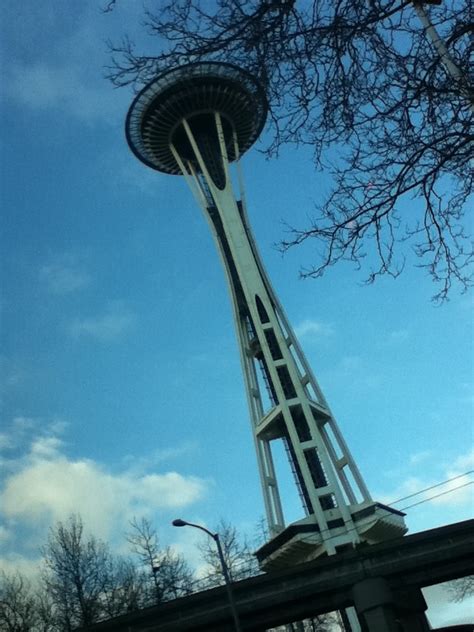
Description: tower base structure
xmin=256 ymin=502 xmax=407 ymax=571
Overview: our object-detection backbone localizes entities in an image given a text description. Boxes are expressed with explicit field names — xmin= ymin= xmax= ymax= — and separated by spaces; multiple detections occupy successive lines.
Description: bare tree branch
xmin=448 ymin=575 xmax=474 ymax=602
xmin=197 ymin=519 xmax=259 ymax=586
xmin=107 ymin=0 xmax=472 ymax=300
xmin=127 ymin=517 xmax=194 ymax=604
xmin=42 ymin=515 xmax=111 ymax=629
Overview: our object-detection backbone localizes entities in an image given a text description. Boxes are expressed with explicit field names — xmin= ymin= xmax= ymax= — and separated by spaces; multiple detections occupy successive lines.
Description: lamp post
xmin=172 ymin=518 xmax=242 ymax=632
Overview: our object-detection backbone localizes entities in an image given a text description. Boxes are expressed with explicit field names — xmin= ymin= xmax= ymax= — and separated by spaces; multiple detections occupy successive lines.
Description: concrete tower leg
xmin=352 ymin=578 xmax=400 ymax=632
xmin=352 ymin=578 xmax=430 ymax=632
xmin=394 ymin=588 xmax=430 ymax=632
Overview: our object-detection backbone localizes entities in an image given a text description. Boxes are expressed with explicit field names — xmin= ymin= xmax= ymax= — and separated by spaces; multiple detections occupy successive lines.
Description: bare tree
xmin=252 ymin=515 xmax=270 ymax=549
xmin=34 ymin=588 xmax=56 ymax=632
xmin=107 ymin=0 xmax=472 ymax=301
xmin=0 ymin=571 xmax=38 ymax=632
xmin=42 ymin=515 xmax=111 ymax=629
xmin=1 ymin=516 xmax=195 ymax=631
xmin=0 ymin=572 xmax=58 ymax=632
xmin=127 ymin=517 xmax=194 ymax=604
xmin=268 ymin=615 xmax=342 ymax=632
xmin=196 ymin=519 xmax=337 ymax=630
xmin=100 ymin=558 xmax=145 ymax=617
xmin=197 ymin=518 xmax=259 ymax=587
xmin=448 ymin=575 xmax=474 ymax=602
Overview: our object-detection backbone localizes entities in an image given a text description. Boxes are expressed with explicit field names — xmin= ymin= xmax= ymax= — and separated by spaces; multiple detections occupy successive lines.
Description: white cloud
xmin=409 ymin=450 xmax=432 ymax=466
xmin=2 ymin=460 xmax=206 ymax=537
xmin=12 ymin=416 xmax=36 ymax=431
xmin=438 ymin=448 xmax=474 ymax=508
xmin=376 ymin=448 xmax=474 ymax=528
xmin=9 ymin=63 xmax=75 ymax=108
xmin=122 ymin=442 xmax=199 ymax=472
xmin=383 ymin=329 xmax=410 ymax=344
xmin=2 ymin=0 xmax=125 ymax=120
xmin=0 ymin=434 xmax=13 ymax=450
xmin=294 ymin=319 xmax=334 ymax=340
xmin=339 ymin=355 xmax=362 ymax=372
xmin=40 ymin=261 xmax=90 ymax=294
xmin=2 ymin=3 xmax=135 ymax=126
xmin=0 ymin=525 xmax=11 ymax=545
xmin=5 ymin=61 xmax=118 ymax=124
xmin=29 ymin=435 xmax=64 ymax=460
xmin=320 ymin=354 xmax=382 ymax=392
xmin=377 ymin=475 xmax=424 ymax=506
xmin=0 ymin=417 xmax=66 ymax=459
xmin=48 ymin=419 xmax=69 ymax=436
xmin=100 ymin=146 xmax=165 ymax=196
xmin=0 ymin=358 xmax=26 ymax=402
xmin=70 ymin=304 xmax=135 ymax=342
xmin=450 ymin=448 xmax=474 ymax=473
xmin=0 ymin=423 xmax=208 ymax=547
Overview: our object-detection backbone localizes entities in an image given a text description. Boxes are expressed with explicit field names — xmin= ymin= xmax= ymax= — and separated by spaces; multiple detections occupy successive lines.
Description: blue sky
xmin=1 ymin=1 xmax=472 ymax=626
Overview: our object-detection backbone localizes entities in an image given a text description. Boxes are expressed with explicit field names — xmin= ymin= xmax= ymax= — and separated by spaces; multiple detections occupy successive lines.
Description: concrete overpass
xmin=85 ymin=519 xmax=473 ymax=632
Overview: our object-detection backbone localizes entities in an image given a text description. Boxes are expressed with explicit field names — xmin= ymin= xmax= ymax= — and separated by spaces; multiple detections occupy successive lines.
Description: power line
xmin=306 ymin=479 xmax=474 ymax=546
xmin=387 ymin=470 xmax=474 ymax=507
xmin=399 ymin=481 xmax=474 ymax=512
xmin=249 ymin=473 xmax=474 ymax=552
xmin=187 ymin=474 xmax=474 ymax=588
xmin=185 ymin=479 xmax=473 ymax=593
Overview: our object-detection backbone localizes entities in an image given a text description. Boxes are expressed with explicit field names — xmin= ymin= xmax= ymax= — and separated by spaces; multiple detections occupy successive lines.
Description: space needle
xmin=126 ymin=62 xmax=407 ymax=630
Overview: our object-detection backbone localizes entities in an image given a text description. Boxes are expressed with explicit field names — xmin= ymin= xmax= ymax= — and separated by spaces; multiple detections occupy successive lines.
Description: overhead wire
xmin=227 ymin=471 xmax=474 ymax=557
xmin=398 ymin=481 xmax=473 ymax=511
xmin=184 ymin=472 xmax=474 ymax=592
xmin=386 ymin=470 xmax=474 ymax=507
xmin=201 ymin=474 xmax=474 ymax=577
xmin=247 ymin=473 xmax=474 ymax=553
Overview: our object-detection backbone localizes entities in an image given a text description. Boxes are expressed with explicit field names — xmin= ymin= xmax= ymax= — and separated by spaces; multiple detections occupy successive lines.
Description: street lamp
xmin=172 ymin=518 xmax=242 ymax=632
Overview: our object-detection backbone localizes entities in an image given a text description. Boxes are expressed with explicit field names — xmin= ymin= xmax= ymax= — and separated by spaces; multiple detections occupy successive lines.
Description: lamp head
xmin=172 ymin=518 xmax=187 ymax=527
